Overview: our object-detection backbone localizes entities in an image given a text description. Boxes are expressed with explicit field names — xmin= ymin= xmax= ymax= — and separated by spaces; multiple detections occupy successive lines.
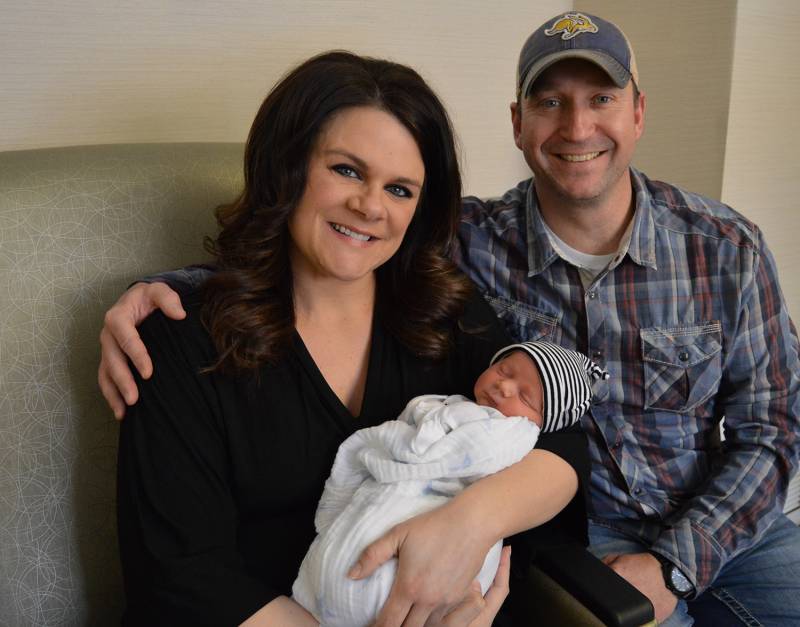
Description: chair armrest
xmin=513 ymin=545 xmax=656 ymax=626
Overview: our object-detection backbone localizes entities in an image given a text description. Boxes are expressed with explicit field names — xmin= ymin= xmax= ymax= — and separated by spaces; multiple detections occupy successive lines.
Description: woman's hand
xmin=440 ymin=545 xmax=511 ymax=627
xmin=348 ymin=499 xmax=497 ymax=627
xmin=98 ymin=282 xmax=184 ymax=418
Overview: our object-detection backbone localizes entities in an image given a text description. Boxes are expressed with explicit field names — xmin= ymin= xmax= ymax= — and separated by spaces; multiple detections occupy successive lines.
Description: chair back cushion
xmin=0 ymin=143 xmax=243 ymax=625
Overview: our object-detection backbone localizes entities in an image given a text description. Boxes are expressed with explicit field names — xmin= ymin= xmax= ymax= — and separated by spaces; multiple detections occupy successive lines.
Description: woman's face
xmin=288 ymin=106 xmax=425 ymax=287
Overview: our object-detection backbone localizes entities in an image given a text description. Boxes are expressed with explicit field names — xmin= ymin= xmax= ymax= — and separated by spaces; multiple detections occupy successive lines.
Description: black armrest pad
xmin=534 ymin=545 xmax=655 ymax=627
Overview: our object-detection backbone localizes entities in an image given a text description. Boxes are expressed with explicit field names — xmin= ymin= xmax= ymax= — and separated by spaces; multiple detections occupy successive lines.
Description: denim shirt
xmin=153 ymin=168 xmax=800 ymax=594
xmin=453 ymin=168 xmax=800 ymax=593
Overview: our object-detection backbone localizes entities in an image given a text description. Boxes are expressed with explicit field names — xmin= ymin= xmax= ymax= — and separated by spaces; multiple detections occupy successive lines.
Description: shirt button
xmin=634 ymin=487 xmax=643 ymax=495
xmin=679 ymin=350 xmax=690 ymax=362
xmin=588 ymin=291 xmax=598 ymax=300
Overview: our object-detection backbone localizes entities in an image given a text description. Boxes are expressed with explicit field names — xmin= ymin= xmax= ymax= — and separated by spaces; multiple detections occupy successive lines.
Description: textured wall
xmin=0 ymin=0 xmax=571 ymax=197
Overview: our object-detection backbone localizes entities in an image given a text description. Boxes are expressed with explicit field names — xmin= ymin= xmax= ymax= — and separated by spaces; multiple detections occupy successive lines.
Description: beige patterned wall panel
xmin=1 ymin=0 xmax=571 ymax=197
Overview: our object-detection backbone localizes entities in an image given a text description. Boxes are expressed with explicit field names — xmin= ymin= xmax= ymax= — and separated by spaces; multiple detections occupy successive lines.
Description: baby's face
xmin=473 ymin=351 xmax=544 ymax=427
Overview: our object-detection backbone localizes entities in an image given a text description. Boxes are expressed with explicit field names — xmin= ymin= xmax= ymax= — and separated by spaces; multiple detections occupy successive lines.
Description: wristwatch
xmin=650 ymin=552 xmax=695 ymax=599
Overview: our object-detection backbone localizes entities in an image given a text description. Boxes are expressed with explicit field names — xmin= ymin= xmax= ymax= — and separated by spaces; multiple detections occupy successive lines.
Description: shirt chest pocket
xmin=485 ymin=295 xmax=560 ymax=343
xmin=640 ymin=322 xmax=723 ymax=413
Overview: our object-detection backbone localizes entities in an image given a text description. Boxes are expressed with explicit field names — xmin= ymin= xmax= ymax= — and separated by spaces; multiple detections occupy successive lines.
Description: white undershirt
xmin=542 ymin=220 xmax=633 ymax=289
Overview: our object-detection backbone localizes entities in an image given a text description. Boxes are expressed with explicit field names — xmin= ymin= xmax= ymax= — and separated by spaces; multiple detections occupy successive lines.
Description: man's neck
xmin=536 ymin=175 xmax=635 ymax=256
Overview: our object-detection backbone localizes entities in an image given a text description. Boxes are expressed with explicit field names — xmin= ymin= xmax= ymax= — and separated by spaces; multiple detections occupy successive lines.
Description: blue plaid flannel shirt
xmin=453 ymin=167 xmax=800 ymax=593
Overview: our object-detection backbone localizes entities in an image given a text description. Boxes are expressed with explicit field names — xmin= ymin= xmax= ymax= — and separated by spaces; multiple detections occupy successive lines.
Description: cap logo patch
xmin=544 ymin=12 xmax=599 ymax=40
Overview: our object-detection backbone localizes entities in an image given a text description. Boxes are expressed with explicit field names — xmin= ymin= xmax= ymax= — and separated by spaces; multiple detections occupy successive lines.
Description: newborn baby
xmin=292 ymin=341 xmax=608 ymax=626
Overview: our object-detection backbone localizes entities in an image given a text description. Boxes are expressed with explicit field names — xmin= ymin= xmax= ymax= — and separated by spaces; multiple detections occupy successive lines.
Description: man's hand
xmin=602 ymin=552 xmax=678 ymax=623
xmin=348 ymin=501 xmax=497 ymax=627
xmin=98 ymin=282 xmax=184 ymax=419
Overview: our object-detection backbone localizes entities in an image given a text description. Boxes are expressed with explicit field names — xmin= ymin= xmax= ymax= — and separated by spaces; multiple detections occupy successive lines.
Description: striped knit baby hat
xmin=490 ymin=341 xmax=609 ymax=432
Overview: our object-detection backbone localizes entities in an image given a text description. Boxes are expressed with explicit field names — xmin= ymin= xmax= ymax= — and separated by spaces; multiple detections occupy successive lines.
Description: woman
xmin=114 ymin=51 xmax=585 ymax=626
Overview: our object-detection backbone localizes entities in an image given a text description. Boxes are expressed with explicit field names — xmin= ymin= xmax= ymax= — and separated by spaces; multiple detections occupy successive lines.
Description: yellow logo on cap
xmin=544 ymin=13 xmax=599 ymax=40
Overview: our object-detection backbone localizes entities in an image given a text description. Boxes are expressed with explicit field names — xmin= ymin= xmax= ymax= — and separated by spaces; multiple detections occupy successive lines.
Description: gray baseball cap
xmin=517 ymin=12 xmax=639 ymax=98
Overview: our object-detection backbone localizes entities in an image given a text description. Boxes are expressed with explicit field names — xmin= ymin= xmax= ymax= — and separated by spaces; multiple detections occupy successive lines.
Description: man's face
xmin=511 ymin=59 xmax=645 ymax=208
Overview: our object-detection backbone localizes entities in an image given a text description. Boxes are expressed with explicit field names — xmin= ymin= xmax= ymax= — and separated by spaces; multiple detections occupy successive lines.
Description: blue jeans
xmin=588 ymin=515 xmax=800 ymax=626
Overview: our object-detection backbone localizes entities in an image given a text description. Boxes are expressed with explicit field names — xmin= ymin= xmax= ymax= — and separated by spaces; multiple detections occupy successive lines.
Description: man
xmin=100 ymin=13 xmax=800 ymax=625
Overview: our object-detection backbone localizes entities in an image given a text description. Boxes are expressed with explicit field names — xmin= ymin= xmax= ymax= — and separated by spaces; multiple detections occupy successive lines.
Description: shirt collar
xmin=524 ymin=182 xmax=561 ymax=277
xmin=524 ymin=167 xmax=658 ymax=277
xmin=627 ymin=167 xmax=658 ymax=270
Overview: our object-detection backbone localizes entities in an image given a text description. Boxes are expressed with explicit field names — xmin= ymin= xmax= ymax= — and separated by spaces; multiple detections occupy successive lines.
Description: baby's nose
xmin=498 ymin=380 xmax=515 ymax=397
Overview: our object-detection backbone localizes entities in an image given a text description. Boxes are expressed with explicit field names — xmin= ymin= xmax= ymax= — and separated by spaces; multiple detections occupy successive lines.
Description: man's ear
xmin=633 ymin=90 xmax=646 ymax=140
xmin=510 ymin=101 xmax=523 ymax=151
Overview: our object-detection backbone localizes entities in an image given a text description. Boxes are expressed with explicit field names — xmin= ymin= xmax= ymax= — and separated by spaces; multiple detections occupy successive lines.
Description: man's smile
xmin=558 ymin=151 xmax=603 ymax=162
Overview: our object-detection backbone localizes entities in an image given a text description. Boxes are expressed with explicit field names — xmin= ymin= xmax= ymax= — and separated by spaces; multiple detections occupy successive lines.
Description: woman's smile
xmin=329 ymin=221 xmax=377 ymax=244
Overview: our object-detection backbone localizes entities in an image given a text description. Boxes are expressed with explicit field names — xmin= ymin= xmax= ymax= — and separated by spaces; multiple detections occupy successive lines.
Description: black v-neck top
xmin=117 ymin=289 xmax=588 ymax=626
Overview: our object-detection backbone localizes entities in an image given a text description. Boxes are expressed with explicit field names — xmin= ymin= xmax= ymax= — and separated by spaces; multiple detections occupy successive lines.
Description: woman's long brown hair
xmin=203 ymin=51 xmax=472 ymax=372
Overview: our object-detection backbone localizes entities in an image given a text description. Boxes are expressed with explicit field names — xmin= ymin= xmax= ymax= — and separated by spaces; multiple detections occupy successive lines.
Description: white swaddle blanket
xmin=292 ymin=394 xmax=541 ymax=626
